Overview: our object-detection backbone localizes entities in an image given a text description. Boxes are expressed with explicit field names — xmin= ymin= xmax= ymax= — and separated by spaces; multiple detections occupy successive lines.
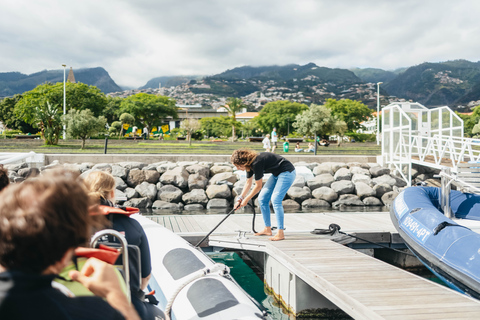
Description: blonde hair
xmin=231 ymin=149 xmax=258 ymax=171
xmin=83 ymin=171 xmax=116 ymax=203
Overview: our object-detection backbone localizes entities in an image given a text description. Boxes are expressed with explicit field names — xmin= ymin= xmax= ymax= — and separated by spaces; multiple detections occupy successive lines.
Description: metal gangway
xmin=0 ymin=151 xmax=44 ymax=166
xmin=380 ymin=102 xmax=480 ymax=186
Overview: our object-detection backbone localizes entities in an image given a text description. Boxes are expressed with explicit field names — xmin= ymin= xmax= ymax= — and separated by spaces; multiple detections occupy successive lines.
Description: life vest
xmin=94 ymin=205 xmax=140 ymax=217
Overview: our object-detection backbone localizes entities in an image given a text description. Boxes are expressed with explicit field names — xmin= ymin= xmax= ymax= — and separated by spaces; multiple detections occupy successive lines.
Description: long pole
xmin=376 ymin=82 xmax=383 ymax=145
xmin=62 ymin=64 xmax=67 ymax=140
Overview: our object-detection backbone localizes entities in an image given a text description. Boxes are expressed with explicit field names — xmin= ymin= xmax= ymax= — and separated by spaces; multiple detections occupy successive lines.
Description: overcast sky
xmin=1 ymin=0 xmax=479 ymax=88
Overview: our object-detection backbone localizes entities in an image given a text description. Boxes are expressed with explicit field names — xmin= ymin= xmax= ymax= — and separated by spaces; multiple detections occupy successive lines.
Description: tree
xmin=255 ymin=101 xmax=309 ymax=136
xmin=325 ymin=98 xmax=372 ymax=132
xmin=224 ymin=97 xmax=246 ymax=141
xmin=109 ymin=121 xmax=123 ymax=136
xmin=331 ymin=119 xmax=348 ymax=146
xmin=119 ymin=113 xmax=135 ymax=137
xmin=293 ymin=104 xmax=335 ymax=138
xmin=63 ymin=109 xmax=106 ymax=149
xmin=180 ymin=118 xmax=201 ymax=146
xmin=14 ymin=82 xmax=108 ymax=121
xmin=36 ymin=101 xmax=63 ymax=145
xmin=119 ymin=93 xmax=177 ymax=132
xmin=104 ymin=96 xmax=123 ymax=123
xmin=200 ymin=116 xmax=242 ymax=138
xmin=0 ymin=95 xmax=36 ymax=133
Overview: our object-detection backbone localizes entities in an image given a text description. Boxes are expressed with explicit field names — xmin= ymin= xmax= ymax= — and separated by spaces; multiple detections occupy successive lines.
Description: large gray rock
xmin=355 ymin=182 xmax=376 ymax=199
xmin=177 ymin=161 xmax=198 ymax=168
xmin=186 ymin=164 xmax=210 ymax=177
xmin=157 ymin=162 xmax=178 ymax=173
xmin=158 ymin=185 xmax=183 ymax=203
xmin=331 ymin=162 xmax=347 ymax=173
xmin=313 ymin=163 xmax=334 ymax=176
xmin=92 ymin=163 xmax=112 ymax=172
xmin=117 ymin=162 xmax=147 ymax=170
xmin=4 ymin=162 xmax=28 ymax=172
xmin=206 ymin=184 xmax=231 ymax=199
xmin=209 ymin=172 xmax=238 ymax=185
xmin=184 ymin=204 xmax=205 ymax=211
xmin=144 ymin=170 xmax=160 ymax=184
xmin=207 ymin=199 xmax=230 ymax=209
xmin=160 ymin=167 xmax=189 ymax=189
xmin=393 ymin=176 xmax=408 ymax=187
xmin=307 ymin=173 xmax=334 ymax=190
xmin=302 ymin=199 xmax=331 ymax=208
xmin=334 ymin=167 xmax=352 ymax=181
xmin=373 ymin=183 xmax=393 ymax=198
xmin=124 ymin=187 xmax=139 ymax=200
xmin=111 ymin=165 xmax=128 ymax=180
xmin=363 ymin=197 xmax=383 ymax=206
xmin=291 ymin=176 xmax=306 ymax=188
xmin=182 ymin=189 xmax=209 ymax=205
xmin=370 ymin=166 xmax=391 ymax=177
xmin=294 ymin=161 xmax=317 ymax=171
xmin=287 ymin=187 xmax=311 ymax=203
xmin=351 ymin=173 xmax=371 ymax=185
xmin=210 ymin=165 xmax=233 ymax=175
xmin=127 ymin=169 xmax=146 ymax=187
xmin=282 ymin=199 xmax=301 ymax=210
xmin=371 ymin=174 xmax=397 ymax=186
xmin=135 ymin=182 xmax=157 ymax=201
xmin=381 ymin=191 xmax=399 ymax=206
xmin=350 ymin=166 xmax=370 ymax=176
xmin=152 ymin=200 xmax=183 ymax=211
xmin=188 ymin=173 xmax=208 ymax=190
xmin=332 ymin=194 xmax=364 ymax=208
xmin=331 ymin=180 xmax=355 ymax=195
xmin=312 ymin=187 xmax=338 ymax=203
xmin=17 ymin=167 xmax=39 ymax=178
xmin=124 ymin=197 xmax=152 ymax=208
xmin=114 ymin=176 xmax=128 ymax=191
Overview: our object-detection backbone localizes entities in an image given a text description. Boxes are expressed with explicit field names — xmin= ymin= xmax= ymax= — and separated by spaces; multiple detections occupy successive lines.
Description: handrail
xmin=90 ymin=229 xmax=131 ymax=302
xmin=0 ymin=151 xmax=38 ymax=165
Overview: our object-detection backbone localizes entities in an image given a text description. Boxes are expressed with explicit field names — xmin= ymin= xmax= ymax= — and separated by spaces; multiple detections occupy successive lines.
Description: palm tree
xmin=224 ymin=97 xmax=245 ymax=142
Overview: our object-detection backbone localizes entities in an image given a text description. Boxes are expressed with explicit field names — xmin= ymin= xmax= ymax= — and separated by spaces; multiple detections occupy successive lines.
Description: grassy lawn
xmin=0 ymin=138 xmax=381 ymax=155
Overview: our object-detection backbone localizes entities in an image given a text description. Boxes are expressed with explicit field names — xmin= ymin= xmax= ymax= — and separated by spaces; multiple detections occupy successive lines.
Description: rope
xmin=311 ymin=223 xmax=416 ymax=257
xmin=164 ymin=263 xmax=230 ymax=320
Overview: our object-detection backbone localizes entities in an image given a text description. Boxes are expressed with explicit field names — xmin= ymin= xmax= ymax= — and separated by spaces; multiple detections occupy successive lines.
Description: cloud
xmin=1 ymin=0 xmax=480 ymax=87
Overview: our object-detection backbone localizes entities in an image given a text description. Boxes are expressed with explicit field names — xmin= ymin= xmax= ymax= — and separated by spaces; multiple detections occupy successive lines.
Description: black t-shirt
xmin=246 ymin=152 xmax=295 ymax=181
xmin=0 ymin=271 xmax=125 ymax=320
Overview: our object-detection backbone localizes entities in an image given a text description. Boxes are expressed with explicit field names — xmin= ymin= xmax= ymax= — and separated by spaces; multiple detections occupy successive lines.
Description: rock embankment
xmin=4 ymin=160 xmax=439 ymax=212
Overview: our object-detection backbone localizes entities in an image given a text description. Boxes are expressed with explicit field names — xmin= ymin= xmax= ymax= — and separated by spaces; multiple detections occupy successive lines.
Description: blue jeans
xmin=258 ymin=170 xmax=296 ymax=230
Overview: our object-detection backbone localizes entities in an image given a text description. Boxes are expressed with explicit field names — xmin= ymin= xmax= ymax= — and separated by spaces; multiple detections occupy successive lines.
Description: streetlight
xmin=62 ymin=64 xmax=67 ymax=140
xmin=376 ymin=82 xmax=383 ymax=145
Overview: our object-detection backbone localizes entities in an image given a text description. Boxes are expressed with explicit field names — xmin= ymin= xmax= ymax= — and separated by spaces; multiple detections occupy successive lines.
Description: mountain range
xmin=2 ymin=60 xmax=480 ymax=108
xmin=0 ymin=67 xmax=121 ymax=97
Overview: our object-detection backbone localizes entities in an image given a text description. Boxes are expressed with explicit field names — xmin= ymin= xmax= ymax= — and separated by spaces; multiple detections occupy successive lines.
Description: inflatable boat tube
xmin=391 ymin=186 xmax=480 ymax=299
xmin=132 ymin=214 xmax=268 ymax=320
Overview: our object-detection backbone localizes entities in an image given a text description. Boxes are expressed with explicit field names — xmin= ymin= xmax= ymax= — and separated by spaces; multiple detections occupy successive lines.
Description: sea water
xmin=208 ymin=251 xmax=352 ymax=320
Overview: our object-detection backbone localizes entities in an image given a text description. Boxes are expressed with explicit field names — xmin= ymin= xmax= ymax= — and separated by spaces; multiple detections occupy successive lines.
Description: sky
xmin=1 ymin=0 xmax=480 ymax=88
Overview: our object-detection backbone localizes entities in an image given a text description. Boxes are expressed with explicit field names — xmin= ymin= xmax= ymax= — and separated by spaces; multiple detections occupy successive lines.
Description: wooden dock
xmin=147 ymin=212 xmax=480 ymax=319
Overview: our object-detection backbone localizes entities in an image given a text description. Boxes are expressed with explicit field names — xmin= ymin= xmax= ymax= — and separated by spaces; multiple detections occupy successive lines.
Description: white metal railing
xmin=0 ymin=151 xmax=44 ymax=165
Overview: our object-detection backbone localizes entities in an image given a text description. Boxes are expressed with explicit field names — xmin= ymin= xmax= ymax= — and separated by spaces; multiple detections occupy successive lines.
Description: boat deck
xmin=147 ymin=212 xmax=480 ymax=319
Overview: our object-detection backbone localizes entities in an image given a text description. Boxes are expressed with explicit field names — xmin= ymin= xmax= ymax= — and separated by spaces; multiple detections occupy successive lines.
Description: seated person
xmin=305 ymin=142 xmax=315 ymax=152
xmin=0 ymin=169 xmax=139 ymax=320
xmin=318 ymin=139 xmax=330 ymax=147
xmin=84 ymin=171 xmax=153 ymax=320
xmin=294 ymin=142 xmax=303 ymax=152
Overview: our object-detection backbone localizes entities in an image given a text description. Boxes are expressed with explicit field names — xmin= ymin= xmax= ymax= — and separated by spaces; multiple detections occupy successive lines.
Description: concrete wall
xmin=45 ymin=154 xmax=377 ymax=165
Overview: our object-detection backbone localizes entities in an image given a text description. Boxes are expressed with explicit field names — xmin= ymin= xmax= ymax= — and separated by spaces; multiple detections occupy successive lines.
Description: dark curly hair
xmin=0 ymin=166 xmax=9 ymax=192
xmin=231 ymin=149 xmax=258 ymax=171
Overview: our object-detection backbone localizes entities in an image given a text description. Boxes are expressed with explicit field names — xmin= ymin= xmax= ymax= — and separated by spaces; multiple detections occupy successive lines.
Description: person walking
xmin=231 ymin=149 xmax=296 ymax=241
xmin=271 ymin=127 xmax=278 ymax=153
xmin=262 ymin=134 xmax=271 ymax=152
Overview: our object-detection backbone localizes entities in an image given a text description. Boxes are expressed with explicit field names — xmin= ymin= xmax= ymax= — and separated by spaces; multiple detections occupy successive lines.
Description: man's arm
xmin=69 ymin=258 xmax=140 ymax=320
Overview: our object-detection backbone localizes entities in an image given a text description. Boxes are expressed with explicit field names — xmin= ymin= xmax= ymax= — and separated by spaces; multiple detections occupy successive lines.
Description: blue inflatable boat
xmin=391 ymin=187 xmax=480 ymax=299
